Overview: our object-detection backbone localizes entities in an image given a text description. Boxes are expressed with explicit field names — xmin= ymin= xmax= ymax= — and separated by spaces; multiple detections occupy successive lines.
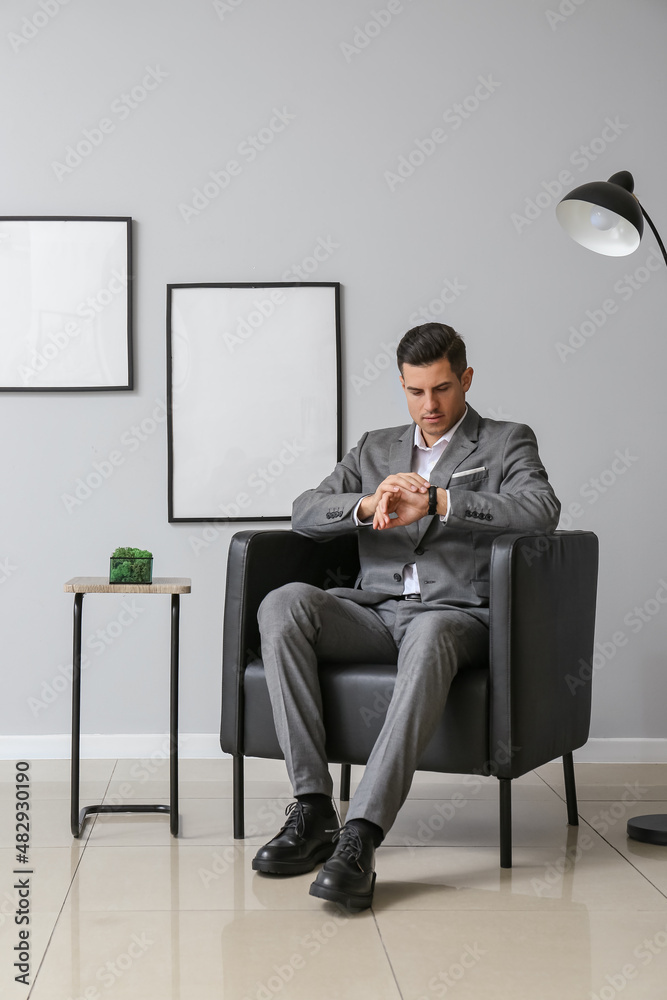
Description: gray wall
xmin=2 ymin=0 xmax=666 ymax=756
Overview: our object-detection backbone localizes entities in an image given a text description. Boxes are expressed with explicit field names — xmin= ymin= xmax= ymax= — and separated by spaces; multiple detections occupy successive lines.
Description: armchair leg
xmin=340 ymin=763 xmax=351 ymax=802
xmin=562 ymin=751 xmax=579 ymax=826
xmin=499 ymin=778 xmax=512 ymax=869
xmin=233 ymin=755 xmax=245 ymax=839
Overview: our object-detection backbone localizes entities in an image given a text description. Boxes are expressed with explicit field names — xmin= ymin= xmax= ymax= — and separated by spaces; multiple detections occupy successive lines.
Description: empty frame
xmin=0 ymin=216 xmax=133 ymax=390
xmin=167 ymin=282 xmax=341 ymax=521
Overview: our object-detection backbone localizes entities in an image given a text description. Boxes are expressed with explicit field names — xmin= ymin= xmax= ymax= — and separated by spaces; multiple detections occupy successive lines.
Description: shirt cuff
xmin=353 ymin=496 xmax=374 ymax=526
xmin=439 ymin=489 xmax=451 ymax=523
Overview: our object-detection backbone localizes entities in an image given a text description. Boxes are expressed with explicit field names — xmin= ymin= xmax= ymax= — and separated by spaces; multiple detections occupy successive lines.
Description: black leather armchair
xmin=221 ymin=528 xmax=598 ymax=867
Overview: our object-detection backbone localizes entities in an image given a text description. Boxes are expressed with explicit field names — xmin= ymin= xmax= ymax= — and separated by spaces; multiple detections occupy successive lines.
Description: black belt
xmin=398 ymin=593 xmax=421 ymax=602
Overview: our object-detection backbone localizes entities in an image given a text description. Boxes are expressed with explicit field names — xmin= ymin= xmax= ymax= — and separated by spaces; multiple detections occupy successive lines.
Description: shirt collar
xmin=413 ymin=405 xmax=468 ymax=451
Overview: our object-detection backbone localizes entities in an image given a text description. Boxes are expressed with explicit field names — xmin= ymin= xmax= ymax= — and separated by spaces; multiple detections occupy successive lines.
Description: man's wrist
xmin=436 ymin=487 xmax=448 ymax=517
xmin=357 ymin=495 xmax=376 ymax=522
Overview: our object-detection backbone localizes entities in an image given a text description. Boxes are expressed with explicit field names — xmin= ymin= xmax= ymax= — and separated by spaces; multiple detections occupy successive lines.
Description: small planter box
xmin=109 ymin=553 xmax=153 ymax=584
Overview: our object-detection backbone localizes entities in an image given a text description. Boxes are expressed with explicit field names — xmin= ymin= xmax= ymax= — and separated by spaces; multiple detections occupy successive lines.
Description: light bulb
xmin=590 ymin=207 xmax=619 ymax=231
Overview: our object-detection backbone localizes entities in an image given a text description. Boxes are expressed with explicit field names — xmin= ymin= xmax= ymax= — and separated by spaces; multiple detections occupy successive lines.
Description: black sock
xmin=296 ymin=793 xmax=336 ymax=817
xmin=347 ymin=817 xmax=384 ymax=848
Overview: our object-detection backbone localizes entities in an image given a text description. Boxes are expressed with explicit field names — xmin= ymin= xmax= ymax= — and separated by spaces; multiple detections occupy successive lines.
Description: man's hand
xmin=373 ymin=484 xmax=430 ymax=529
xmin=357 ymin=473 xmax=429 ymax=522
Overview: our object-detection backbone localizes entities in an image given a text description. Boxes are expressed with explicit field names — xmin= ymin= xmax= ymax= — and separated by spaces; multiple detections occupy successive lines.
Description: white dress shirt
xmin=354 ymin=407 xmax=468 ymax=595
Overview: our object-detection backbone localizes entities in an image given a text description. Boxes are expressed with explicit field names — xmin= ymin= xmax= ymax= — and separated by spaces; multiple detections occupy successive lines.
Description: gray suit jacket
xmin=292 ymin=406 xmax=561 ymax=622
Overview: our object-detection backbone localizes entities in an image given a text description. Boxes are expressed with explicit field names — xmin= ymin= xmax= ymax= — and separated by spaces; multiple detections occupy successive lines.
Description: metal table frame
xmin=64 ymin=577 xmax=191 ymax=838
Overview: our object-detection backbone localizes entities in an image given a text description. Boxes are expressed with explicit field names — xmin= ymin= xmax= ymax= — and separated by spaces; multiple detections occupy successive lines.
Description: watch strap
xmin=427 ymin=485 xmax=438 ymax=516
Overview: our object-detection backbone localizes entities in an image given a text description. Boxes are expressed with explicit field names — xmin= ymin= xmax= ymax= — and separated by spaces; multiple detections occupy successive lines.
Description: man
xmin=253 ymin=322 xmax=560 ymax=910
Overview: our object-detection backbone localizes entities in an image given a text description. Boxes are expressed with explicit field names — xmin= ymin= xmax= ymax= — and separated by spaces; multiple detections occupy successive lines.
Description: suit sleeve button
xmin=486 ymin=514 xmax=493 ymax=520
xmin=393 ymin=573 xmax=402 ymax=582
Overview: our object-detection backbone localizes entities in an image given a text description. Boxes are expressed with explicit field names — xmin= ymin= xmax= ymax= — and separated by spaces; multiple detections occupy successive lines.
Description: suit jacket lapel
xmin=414 ymin=406 xmax=481 ymax=545
xmin=389 ymin=425 xmax=414 ymax=476
xmin=389 ymin=425 xmax=421 ymax=542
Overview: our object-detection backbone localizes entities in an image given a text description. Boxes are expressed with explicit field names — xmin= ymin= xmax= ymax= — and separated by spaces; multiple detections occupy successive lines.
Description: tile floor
xmin=2 ymin=757 xmax=667 ymax=998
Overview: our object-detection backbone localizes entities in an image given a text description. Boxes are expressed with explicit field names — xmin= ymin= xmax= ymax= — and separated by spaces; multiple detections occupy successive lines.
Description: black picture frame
xmin=166 ymin=282 xmax=341 ymax=522
xmin=0 ymin=216 xmax=133 ymax=391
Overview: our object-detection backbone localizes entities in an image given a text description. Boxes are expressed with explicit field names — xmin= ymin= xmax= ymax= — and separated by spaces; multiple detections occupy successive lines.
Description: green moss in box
xmin=109 ymin=547 xmax=153 ymax=584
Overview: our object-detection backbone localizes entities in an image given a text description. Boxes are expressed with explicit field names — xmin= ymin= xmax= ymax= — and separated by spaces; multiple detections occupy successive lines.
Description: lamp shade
xmin=556 ymin=170 xmax=643 ymax=256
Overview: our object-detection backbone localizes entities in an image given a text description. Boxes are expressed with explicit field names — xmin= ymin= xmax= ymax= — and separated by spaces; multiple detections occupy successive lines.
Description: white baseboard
xmin=0 ymin=733 xmax=224 ymax=759
xmin=572 ymin=739 xmax=667 ymax=763
xmin=1 ymin=735 xmax=667 ymax=763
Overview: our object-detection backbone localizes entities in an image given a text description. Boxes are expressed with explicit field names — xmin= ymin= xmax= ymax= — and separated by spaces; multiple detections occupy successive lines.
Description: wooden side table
xmin=63 ymin=577 xmax=191 ymax=838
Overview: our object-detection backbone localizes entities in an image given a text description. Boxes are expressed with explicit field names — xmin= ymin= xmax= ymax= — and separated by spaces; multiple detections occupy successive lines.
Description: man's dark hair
xmin=396 ymin=323 xmax=468 ymax=378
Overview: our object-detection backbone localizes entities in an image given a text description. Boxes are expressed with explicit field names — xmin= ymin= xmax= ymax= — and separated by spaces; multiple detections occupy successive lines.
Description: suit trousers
xmin=257 ymin=582 xmax=489 ymax=835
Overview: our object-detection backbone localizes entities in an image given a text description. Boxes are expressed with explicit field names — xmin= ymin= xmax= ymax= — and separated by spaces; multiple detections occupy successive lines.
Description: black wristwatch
xmin=427 ymin=485 xmax=438 ymax=516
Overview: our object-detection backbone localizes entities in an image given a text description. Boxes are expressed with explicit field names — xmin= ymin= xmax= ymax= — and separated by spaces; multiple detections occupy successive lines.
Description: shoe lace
xmin=280 ymin=801 xmax=308 ymax=838
xmin=331 ymin=824 xmax=365 ymax=869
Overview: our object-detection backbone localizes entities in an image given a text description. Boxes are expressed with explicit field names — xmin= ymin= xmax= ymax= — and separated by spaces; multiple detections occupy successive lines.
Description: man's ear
xmin=461 ymin=367 xmax=473 ymax=393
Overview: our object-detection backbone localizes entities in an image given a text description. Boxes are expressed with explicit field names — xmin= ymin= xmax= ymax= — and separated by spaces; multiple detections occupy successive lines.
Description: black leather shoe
xmin=252 ymin=801 xmax=337 ymax=875
xmin=309 ymin=824 xmax=376 ymax=910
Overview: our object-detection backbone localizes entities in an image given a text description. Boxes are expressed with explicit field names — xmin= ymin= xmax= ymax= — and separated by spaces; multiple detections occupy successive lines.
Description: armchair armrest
xmin=220 ymin=529 xmax=360 ymax=754
xmin=489 ymin=530 xmax=599 ymax=778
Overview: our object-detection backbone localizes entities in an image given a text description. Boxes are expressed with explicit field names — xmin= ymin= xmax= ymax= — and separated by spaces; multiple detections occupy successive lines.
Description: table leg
xmin=170 ymin=593 xmax=180 ymax=836
xmin=71 ymin=593 xmax=84 ymax=838
xmin=69 ymin=588 xmax=181 ymax=839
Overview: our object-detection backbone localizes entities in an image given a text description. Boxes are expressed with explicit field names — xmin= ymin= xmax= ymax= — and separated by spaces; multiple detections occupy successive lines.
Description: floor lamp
xmin=556 ymin=170 xmax=667 ymax=846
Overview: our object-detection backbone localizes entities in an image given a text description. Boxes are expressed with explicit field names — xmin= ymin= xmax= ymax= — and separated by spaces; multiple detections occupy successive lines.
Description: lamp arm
xmin=638 ymin=202 xmax=667 ymax=269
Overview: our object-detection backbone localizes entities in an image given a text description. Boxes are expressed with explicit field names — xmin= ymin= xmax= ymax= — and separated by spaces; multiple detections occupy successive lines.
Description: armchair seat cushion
xmin=243 ymin=659 xmax=490 ymax=773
